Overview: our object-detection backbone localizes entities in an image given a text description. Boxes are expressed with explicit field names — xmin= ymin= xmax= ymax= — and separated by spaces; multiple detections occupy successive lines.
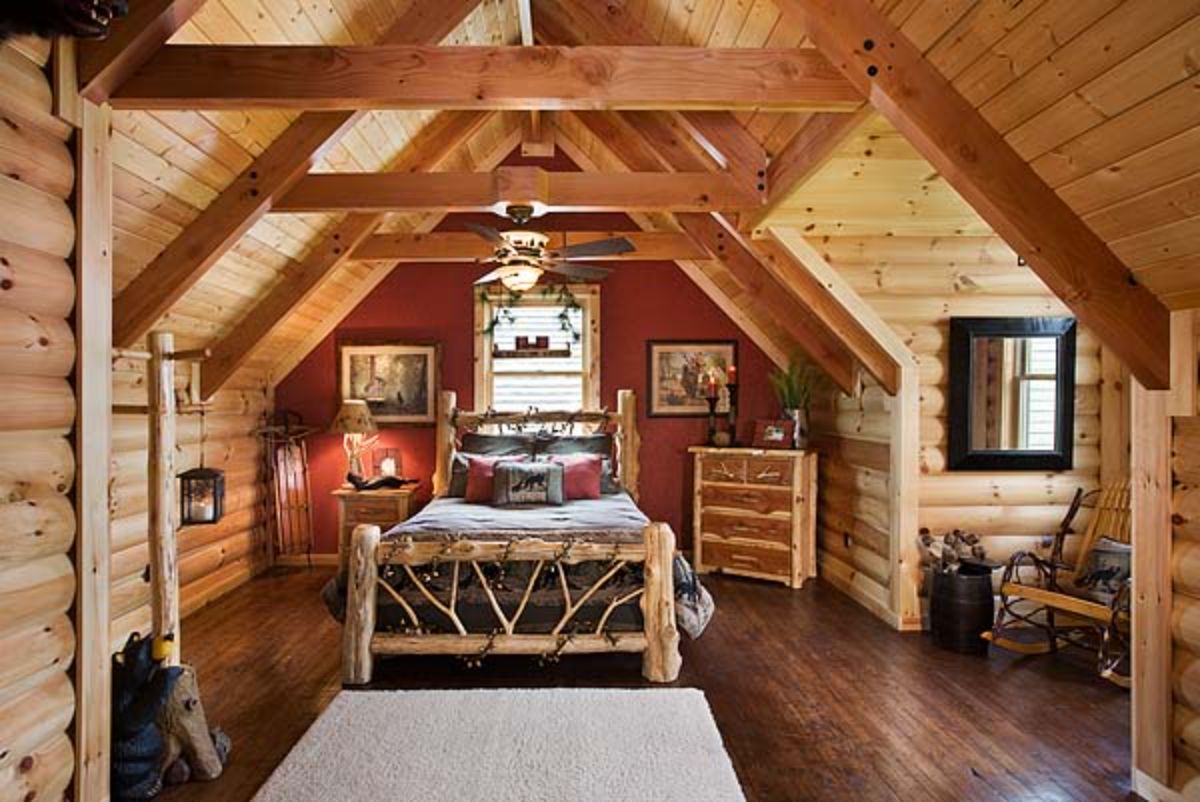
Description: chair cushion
xmin=1072 ymin=537 xmax=1131 ymax=604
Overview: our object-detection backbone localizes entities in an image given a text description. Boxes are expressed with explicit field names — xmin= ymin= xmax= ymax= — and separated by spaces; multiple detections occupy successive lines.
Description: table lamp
xmin=330 ymin=399 xmax=377 ymax=480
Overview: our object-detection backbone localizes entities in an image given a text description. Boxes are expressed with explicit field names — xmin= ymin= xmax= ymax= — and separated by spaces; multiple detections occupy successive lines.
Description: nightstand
xmin=332 ymin=486 xmax=419 ymax=574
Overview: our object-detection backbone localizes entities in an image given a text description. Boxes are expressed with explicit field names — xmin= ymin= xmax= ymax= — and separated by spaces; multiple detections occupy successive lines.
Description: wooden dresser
xmin=332 ymin=486 xmax=419 ymax=574
xmin=689 ymin=447 xmax=818 ymax=589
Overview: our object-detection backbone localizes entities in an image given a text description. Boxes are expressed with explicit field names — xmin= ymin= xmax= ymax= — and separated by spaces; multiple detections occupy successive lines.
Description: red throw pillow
xmin=548 ymin=454 xmax=603 ymax=500
xmin=464 ymin=454 xmax=528 ymax=503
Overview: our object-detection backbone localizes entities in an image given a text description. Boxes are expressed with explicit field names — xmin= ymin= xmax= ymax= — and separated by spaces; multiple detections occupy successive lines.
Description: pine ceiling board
xmin=1033 ymin=78 xmax=1200 ymax=191
xmin=926 ymin=0 xmax=1047 ymax=81
xmin=329 ymin=0 xmax=401 ymax=44
xmin=734 ymin=0 xmax=782 ymax=48
xmin=680 ymin=0 xmax=726 ymax=47
xmin=875 ymin=0 xmax=925 ymax=29
xmin=759 ymin=113 xmax=812 ymax=157
xmin=113 ymin=166 xmax=199 ymax=228
xmin=1134 ymin=254 xmax=1200 ymax=296
xmin=196 ymin=110 xmax=299 ymax=157
xmin=1109 ymin=215 xmax=1200 ymax=270
xmin=707 ymin=0 xmax=756 ymax=47
xmin=113 ymin=111 xmax=240 ymax=193
xmin=1059 ymin=128 xmax=1200 ymax=217
xmin=978 ymin=0 xmax=1199 ymax=135
xmin=149 ymin=111 xmax=255 ymax=176
xmin=951 ymin=0 xmax=1123 ymax=109
xmin=296 ymin=0 xmax=360 ymax=45
xmin=113 ymin=227 xmax=166 ymax=290
xmin=112 ymin=131 xmax=219 ymax=209
xmin=1082 ymin=172 xmax=1200 ymax=244
xmin=114 ymin=196 xmax=183 ymax=245
xmin=898 ymin=0 xmax=978 ymax=54
xmin=213 ymin=0 xmax=292 ymax=42
xmin=1005 ymin=16 xmax=1200 ymax=162
xmin=813 ymin=235 xmax=1018 ymax=268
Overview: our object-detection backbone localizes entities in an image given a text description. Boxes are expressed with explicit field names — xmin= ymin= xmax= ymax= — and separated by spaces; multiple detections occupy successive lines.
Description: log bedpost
xmin=432 ymin=390 xmax=457 ymax=497
xmin=617 ymin=389 xmax=640 ymax=502
xmin=343 ymin=523 xmax=382 ymax=685
xmin=641 ymin=522 xmax=681 ymax=683
xmin=148 ymin=331 xmax=180 ymax=665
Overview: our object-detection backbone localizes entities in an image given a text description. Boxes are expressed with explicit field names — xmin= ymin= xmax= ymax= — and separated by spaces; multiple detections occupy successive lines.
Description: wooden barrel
xmin=930 ymin=567 xmax=994 ymax=656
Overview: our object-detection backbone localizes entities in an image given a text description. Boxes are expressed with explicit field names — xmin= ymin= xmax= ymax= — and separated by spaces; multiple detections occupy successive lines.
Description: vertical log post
xmin=432 ymin=390 xmax=457 ymax=497
xmin=641 ymin=523 xmax=681 ymax=683
xmin=617 ymin=389 xmax=640 ymax=502
xmin=148 ymin=331 xmax=180 ymax=665
xmin=343 ymin=523 xmax=382 ymax=685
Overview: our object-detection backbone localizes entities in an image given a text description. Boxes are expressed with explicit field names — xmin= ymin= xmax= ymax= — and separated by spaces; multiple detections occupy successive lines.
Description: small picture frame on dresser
xmin=751 ymin=419 xmax=795 ymax=450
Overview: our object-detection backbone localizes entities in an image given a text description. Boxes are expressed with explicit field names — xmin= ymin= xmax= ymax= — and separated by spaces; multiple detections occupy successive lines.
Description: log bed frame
xmin=342 ymin=389 xmax=683 ymax=685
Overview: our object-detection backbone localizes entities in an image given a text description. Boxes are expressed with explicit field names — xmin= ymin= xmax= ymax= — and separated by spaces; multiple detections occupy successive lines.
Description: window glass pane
xmin=1019 ymin=378 xmax=1058 ymax=450
xmin=491 ymin=305 xmax=583 ymax=373
xmin=1023 ymin=337 xmax=1058 ymax=375
xmin=493 ymin=374 xmax=583 ymax=411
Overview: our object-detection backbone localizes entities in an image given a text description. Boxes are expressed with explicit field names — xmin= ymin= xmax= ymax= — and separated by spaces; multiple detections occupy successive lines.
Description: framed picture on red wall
xmin=339 ymin=342 xmax=440 ymax=425
xmin=647 ymin=340 xmax=737 ymax=416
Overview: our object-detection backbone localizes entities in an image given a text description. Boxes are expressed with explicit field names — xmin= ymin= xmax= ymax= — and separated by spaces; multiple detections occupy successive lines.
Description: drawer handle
xmin=729 ymin=523 xmax=757 ymax=535
xmin=729 ymin=553 xmax=759 ymax=565
xmin=755 ymin=469 xmax=782 ymax=481
xmin=712 ymin=463 xmax=739 ymax=480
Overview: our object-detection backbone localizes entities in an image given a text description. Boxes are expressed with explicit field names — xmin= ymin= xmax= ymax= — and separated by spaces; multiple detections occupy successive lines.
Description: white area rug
xmin=252 ymin=688 xmax=745 ymax=802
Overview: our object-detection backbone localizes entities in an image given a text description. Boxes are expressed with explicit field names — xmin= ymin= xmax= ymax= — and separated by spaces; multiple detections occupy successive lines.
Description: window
xmin=1015 ymin=337 xmax=1058 ymax=451
xmin=475 ymin=285 xmax=600 ymax=412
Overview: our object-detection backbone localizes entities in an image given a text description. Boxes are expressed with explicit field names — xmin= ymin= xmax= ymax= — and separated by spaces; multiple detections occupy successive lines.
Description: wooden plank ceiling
xmin=108 ymin=0 xmax=1198 ymax=391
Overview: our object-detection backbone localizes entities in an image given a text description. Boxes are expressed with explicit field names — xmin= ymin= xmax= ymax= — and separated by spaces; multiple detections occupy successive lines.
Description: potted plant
xmin=767 ymin=356 xmax=821 ymax=449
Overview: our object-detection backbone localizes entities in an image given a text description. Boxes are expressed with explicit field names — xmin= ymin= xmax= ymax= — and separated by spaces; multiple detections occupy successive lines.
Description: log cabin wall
xmin=0 ymin=37 xmax=79 ymax=802
xmin=810 ymin=377 xmax=897 ymax=623
xmin=815 ymin=235 xmax=1104 ymax=589
xmin=108 ymin=361 xmax=272 ymax=649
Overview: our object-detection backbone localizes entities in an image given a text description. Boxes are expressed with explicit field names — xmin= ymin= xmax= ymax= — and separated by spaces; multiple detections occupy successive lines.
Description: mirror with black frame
xmin=948 ymin=317 xmax=1077 ymax=471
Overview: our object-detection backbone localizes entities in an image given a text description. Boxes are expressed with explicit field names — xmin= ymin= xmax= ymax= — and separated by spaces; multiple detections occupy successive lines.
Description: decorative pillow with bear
xmin=464 ymin=454 xmax=529 ymax=503
xmin=492 ymin=461 xmax=565 ymax=506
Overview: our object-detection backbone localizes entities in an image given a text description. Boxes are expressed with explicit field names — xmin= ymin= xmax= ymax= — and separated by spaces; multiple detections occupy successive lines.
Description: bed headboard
xmin=432 ymin=389 xmax=641 ymax=502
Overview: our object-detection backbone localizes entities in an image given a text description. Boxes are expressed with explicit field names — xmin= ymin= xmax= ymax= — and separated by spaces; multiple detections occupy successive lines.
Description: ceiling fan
xmin=467 ymin=204 xmax=636 ymax=292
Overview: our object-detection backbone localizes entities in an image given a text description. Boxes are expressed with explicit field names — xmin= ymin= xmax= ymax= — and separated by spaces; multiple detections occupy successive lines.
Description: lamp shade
xmin=331 ymin=399 xmax=377 ymax=434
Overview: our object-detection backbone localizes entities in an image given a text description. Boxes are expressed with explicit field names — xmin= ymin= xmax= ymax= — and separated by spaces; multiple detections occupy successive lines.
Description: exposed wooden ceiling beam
xmin=674 ymin=213 xmax=858 ymax=393
xmin=564 ymin=111 xmax=859 ymax=393
xmin=77 ymin=0 xmax=208 ymax=102
xmin=272 ymin=168 xmax=760 ymax=214
xmin=201 ymin=110 xmax=493 ymax=399
xmin=775 ymin=0 xmax=1172 ymax=389
xmin=534 ymin=0 xmax=768 ymax=194
xmin=266 ymin=125 xmax=526 ymax=386
xmin=352 ymin=230 xmax=708 ymax=262
xmin=754 ymin=238 xmax=900 ymax=393
xmin=740 ymin=105 xmax=874 ymax=234
xmin=112 ymin=45 xmax=863 ymax=112
xmin=110 ymin=0 xmax=485 ymax=349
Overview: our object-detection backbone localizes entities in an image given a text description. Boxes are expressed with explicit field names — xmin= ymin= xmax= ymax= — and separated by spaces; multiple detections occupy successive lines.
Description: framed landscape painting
xmin=647 ymin=340 xmax=737 ymax=417
xmin=339 ymin=343 xmax=439 ymax=425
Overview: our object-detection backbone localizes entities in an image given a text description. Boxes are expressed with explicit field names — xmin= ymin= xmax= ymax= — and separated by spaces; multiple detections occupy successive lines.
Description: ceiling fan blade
xmin=544 ymin=262 xmax=613 ymax=281
xmin=473 ymin=268 xmax=508 ymax=285
xmin=552 ymin=236 xmax=636 ymax=260
xmin=465 ymin=222 xmax=506 ymax=246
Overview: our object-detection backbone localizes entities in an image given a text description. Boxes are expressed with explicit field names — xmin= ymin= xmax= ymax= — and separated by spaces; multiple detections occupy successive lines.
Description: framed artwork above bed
xmin=646 ymin=340 xmax=737 ymax=417
xmin=339 ymin=342 xmax=439 ymax=425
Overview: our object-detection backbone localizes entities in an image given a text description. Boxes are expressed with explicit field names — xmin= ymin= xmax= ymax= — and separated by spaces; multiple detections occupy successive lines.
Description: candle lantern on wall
xmin=179 ymin=409 xmax=225 ymax=525
xmin=179 ymin=466 xmax=225 ymax=526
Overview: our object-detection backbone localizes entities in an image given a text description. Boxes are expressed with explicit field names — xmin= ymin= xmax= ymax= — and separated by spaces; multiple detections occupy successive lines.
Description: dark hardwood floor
xmin=161 ymin=568 xmax=1132 ymax=802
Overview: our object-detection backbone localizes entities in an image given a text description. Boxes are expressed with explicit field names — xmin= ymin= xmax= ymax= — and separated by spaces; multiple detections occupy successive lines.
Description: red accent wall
xmin=276 ymin=218 xmax=781 ymax=554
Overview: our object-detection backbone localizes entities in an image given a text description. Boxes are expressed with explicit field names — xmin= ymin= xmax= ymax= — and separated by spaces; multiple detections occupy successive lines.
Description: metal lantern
xmin=179 ymin=466 xmax=225 ymax=526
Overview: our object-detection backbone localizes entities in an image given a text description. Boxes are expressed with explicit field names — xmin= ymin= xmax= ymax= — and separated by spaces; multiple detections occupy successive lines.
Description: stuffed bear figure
xmin=0 ymin=1 xmax=129 ymax=42
xmin=111 ymin=635 xmax=182 ymax=802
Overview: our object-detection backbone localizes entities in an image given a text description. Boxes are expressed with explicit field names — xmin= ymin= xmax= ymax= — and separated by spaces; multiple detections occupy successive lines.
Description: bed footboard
xmin=341 ymin=522 xmax=682 ymax=685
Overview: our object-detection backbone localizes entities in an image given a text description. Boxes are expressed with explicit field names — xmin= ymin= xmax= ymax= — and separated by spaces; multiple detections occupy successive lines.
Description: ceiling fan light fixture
xmin=500 ymin=266 xmax=542 ymax=292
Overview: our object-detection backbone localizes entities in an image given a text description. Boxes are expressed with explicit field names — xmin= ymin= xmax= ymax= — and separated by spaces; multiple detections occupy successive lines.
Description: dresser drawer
xmin=702 ymin=539 xmax=790 ymax=578
xmin=701 ymin=484 xmax=793 ymax=516
xmin=744 ymin=457 xmax=793 ymax=487
xmin=700 ymin=457 xmax=745 ymax=484
xmin=345 ymin=500 xmax=403 ymax=525
xmin=701 ymin=511 xmax=791 ymax=546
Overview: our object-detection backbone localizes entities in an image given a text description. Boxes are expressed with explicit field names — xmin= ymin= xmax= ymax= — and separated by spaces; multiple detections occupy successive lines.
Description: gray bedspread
xmin=384 ymin=493 xmax=650 ymax=543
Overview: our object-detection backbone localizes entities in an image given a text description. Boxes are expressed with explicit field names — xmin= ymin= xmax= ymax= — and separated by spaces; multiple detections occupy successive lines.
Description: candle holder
xmin=725 ymin=382 xmax=738 ymax=446
xmin=706 ymin=396 xmax=719 ymax=446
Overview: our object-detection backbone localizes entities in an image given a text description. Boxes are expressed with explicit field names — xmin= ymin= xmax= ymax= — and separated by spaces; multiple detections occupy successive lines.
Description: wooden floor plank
xmin=160 ymin=569 xmax=1131 ymax=802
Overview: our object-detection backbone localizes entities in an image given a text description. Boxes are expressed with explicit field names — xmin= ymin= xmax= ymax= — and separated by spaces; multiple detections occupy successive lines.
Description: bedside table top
xmin=331 ymin=484 xmax=420 ymax=498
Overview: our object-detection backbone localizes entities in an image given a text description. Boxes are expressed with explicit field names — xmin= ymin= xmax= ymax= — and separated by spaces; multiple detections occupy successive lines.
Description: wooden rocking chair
xmin=984 ymin=481 xmax=1132 ymax=686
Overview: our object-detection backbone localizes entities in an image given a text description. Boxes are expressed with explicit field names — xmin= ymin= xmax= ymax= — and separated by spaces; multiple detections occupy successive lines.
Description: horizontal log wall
xmin=109 ymin=357 xmax=272 ymax=652
xmin=816 ymin=236 xmax=1105 ymax=594
xmin=811 ymin=378 xmax=895 ymax=623
xmin=0 ymin=40 xmax=77 ymax=802
xmin=1173 ymin=325 xmax=1200 ymax=792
